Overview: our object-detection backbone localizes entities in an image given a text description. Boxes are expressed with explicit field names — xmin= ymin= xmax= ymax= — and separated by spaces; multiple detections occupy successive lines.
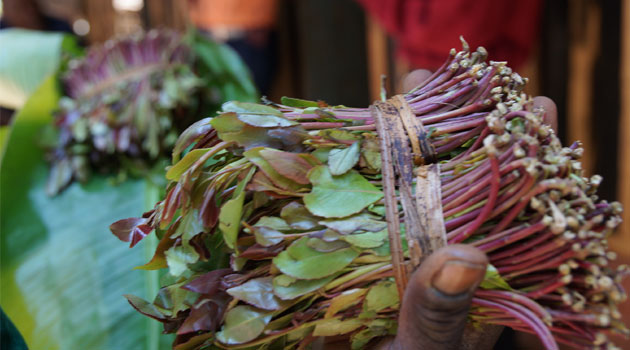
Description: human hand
xmin=322 ymin=69 xmax=558 ymax=350
xmin=371 ymin=70 xmax=559 ymax=350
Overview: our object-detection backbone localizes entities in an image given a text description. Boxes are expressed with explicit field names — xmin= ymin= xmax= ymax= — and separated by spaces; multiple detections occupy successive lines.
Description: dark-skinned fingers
xmin=402 ymin=69 xmax=433 ymax=93
xmin=532 ymin=96 xmax=558 ymax=133
xmin=391 ymin=245 xmax=488 ymax=350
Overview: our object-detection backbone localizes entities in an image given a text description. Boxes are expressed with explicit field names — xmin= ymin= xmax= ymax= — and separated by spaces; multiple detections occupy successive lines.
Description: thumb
xmin=391 ymin=245 xmax=488 ymax=350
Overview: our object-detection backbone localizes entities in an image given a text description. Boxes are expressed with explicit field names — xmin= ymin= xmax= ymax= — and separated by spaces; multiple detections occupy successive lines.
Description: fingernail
xmin=432 ymin=260 xmax=486 ymax=295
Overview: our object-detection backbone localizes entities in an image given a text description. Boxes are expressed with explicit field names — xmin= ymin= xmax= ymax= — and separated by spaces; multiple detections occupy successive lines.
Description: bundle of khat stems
xmin=112 ymin=39 xmax=628 ymax=350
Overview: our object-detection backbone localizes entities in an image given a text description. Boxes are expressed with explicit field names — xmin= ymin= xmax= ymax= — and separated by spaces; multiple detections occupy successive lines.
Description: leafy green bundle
xmin=112 ymin=42 xmax=628 ymax=350
xmin=44 ymin=29 xmax=257 ymax=195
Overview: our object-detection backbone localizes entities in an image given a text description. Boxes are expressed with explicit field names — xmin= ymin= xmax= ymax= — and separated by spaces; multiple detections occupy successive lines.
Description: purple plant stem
xmin=420 ymin=101 xmax=490 ymax=124
xmin=493 ymin=237 xmax=568 ymax=267
xmin=472 ymin=297 xmax=558 ymax=350
xmin=525 ymin=275 xmax=568 ymax=299
xmin=477 ymin=221 xmax=547 ymax=253
xmin=450 ymin=154 xmax=500 ymax=243
xmin=547 ymin=310 xmax=604 ymax=327
xmin=444 ymin=208 xmax=483 ymax=232
xmin=475 ymin=289 xmax=552 ymax=324
xmin=406 ymin=52 xmax=456 ymax=98
xmin=487 ymin=231 xmax=555 ymax=261
xmin=470 ymin=224 xmax=526 ymax=247
xmin=489 ymin=179 xmax=571 ymax=235
xmin=504 ymin=249 xmax=577 ymax=279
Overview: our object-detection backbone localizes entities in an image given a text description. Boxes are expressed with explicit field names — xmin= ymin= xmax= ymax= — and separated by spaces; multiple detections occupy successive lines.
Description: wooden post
xmin=611 ymin=0 xmax=630 ymax=256
xmin=84 ymin=0 xmax=115 ymax=43
xmin=365 ymin=15 xmax=389 ymax=101
xmin=145 ymin=0 xmax=188 ymax=30
xmin=567 ymin=0 xmax=600 ymax=176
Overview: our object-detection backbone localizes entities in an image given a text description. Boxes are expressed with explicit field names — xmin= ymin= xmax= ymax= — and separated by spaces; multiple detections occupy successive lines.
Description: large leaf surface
xmin=0 ymin=29 xmax=78 ymax=109
xmin=304 ymin=166 xmax=383 ymax=218
xmin=0 ymin=76 xmax=170 ymax=350
xmin=191 ymin=31 xmax=258 ymax=103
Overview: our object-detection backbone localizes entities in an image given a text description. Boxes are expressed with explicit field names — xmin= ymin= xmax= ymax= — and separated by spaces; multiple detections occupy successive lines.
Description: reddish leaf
xmin=110 ymin=217 xmax=152 ymax=247
xmin=177 ymin=293 xmax=231 ymax=334
xmin=161 ymin=183 xmax=182 ymax=228
xmin=239 ymin=243 xmax=285 ymax=260
xmin=172 ymin=117 xmax=213 ymax=161
xmin=258 ymin=149 xmax=319 ymax=184
xmin=130 ymin=224 xmax=152 ymax=248
xmin=183 ymin=269 xmax=232 ymax=295
xmin=246 ymin=171 xmax=297 ymax=199
xmin=199 ymin=187 xmax=218 ymax=228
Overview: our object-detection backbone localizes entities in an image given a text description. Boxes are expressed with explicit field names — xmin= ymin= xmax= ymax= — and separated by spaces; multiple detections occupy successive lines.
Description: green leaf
xmin=135 ymin=228 xmax=176 ymax=270
xmin=252 ymin=216 xmax=291 ymax=247
xmin=172 ymin=117 xmax=213 ymax=162
xmin=480 ymin=265 xmax=513 ymax=290
xmin=304 ymin=166 xmax=383 ymax=218
xmin=360 ymin=136 xmax=381 ymax=172
xmin=328 ymin=142 xmax=360 ymax=175
xmin=318 ymin=129 xmax=360 ymax=142
xmin=165 ymin=244 xmax=200 ymax=277
xmin=222 ymin=101 xmax=283 ymax=117
xmin=216 ymin=306 xmax=272 ymax=345
xmin=280 ymin=96 xmax=319 ymax=108
xmin=154 ymin=282 xmax=196 ymax=316
xmin=166 ymin=148 xmax=210 ymax=181
xmin=350 ymin=319 xmax=396 ymax=350
xmin=254 ymin=216 xmax=292 ymax=231
xmin=280 ymin=202 xmax=321 ymax=230
xmin=273 ymin=274 xmax=297 ymax=287
xmin=218 ymin=167 xmax=255 ymax=250
xmin=272 ymin=274 xmax=336 ymax=300
xmin=312 ymin=148 xmax=331 ymax=163
xmin=210 ymin=113 xmax=276 ymax=149
xmin=191 ymin=31 xmax=258 ymax=102
xmin=324 ymin=288 xmax=367 ymax=318
xmin=312 ymin=318 xmax=364 ymax=337
xmin=227 ymin=277 xmax=284 ymax=310
xmin=124 ymin=294 xmax=166 ymax=321
xmin=272 ymin=237 xmax=359 ymax=280
xmin=238 ymin=114 xmax=298 ymax=128
xmin=306 ymin=237 xmax=350 ymax=252
xmin=219 ymin=191 xmax=246 ymax=250
xmin=341 ymin=230 xmax=388 ymax=249
xmin=320 ymin=212 xmax=387 ymax=234
xmin=176 ymin=209 xmax=206 ymax=244
xmin=364 ymin=281 xmax=399 ymax=312
xmin=0 ymin=29 xmax=79 ymax=109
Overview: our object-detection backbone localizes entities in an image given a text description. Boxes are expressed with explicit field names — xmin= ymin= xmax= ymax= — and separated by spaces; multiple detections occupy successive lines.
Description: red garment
xmin=357 ymin=0 xmax=542 ymax=70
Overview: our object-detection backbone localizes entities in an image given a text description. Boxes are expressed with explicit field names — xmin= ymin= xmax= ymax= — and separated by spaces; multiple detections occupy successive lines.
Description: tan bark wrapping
xmin=372 ymin=96 xmax=446 ymax=294
xmin=415 ymin=163 xmax=447 ymax=254
xmin=371 ymin=101 xmax=408 ymax=298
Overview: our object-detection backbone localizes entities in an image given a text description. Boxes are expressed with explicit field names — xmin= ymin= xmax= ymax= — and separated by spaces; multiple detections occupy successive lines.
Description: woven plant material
xmin=112 ymin=41 xmax=628 ymax=350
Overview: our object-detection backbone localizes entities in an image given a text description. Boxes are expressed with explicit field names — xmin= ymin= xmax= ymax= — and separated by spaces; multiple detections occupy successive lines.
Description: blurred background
xmin=1 ymin=0 xmax=629 ymax=349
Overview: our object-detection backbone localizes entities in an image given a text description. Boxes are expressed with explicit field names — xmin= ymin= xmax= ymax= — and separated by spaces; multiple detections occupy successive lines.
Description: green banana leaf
xmin=0 ymin=29 xmax=258 ymax=350
xmin=0 ymin=75 xmax=172 ymax=350
xmin=0 ymin=29 xmax=80 ymax=110
xmin=1 ymin=308 xmax=28 ymax=350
